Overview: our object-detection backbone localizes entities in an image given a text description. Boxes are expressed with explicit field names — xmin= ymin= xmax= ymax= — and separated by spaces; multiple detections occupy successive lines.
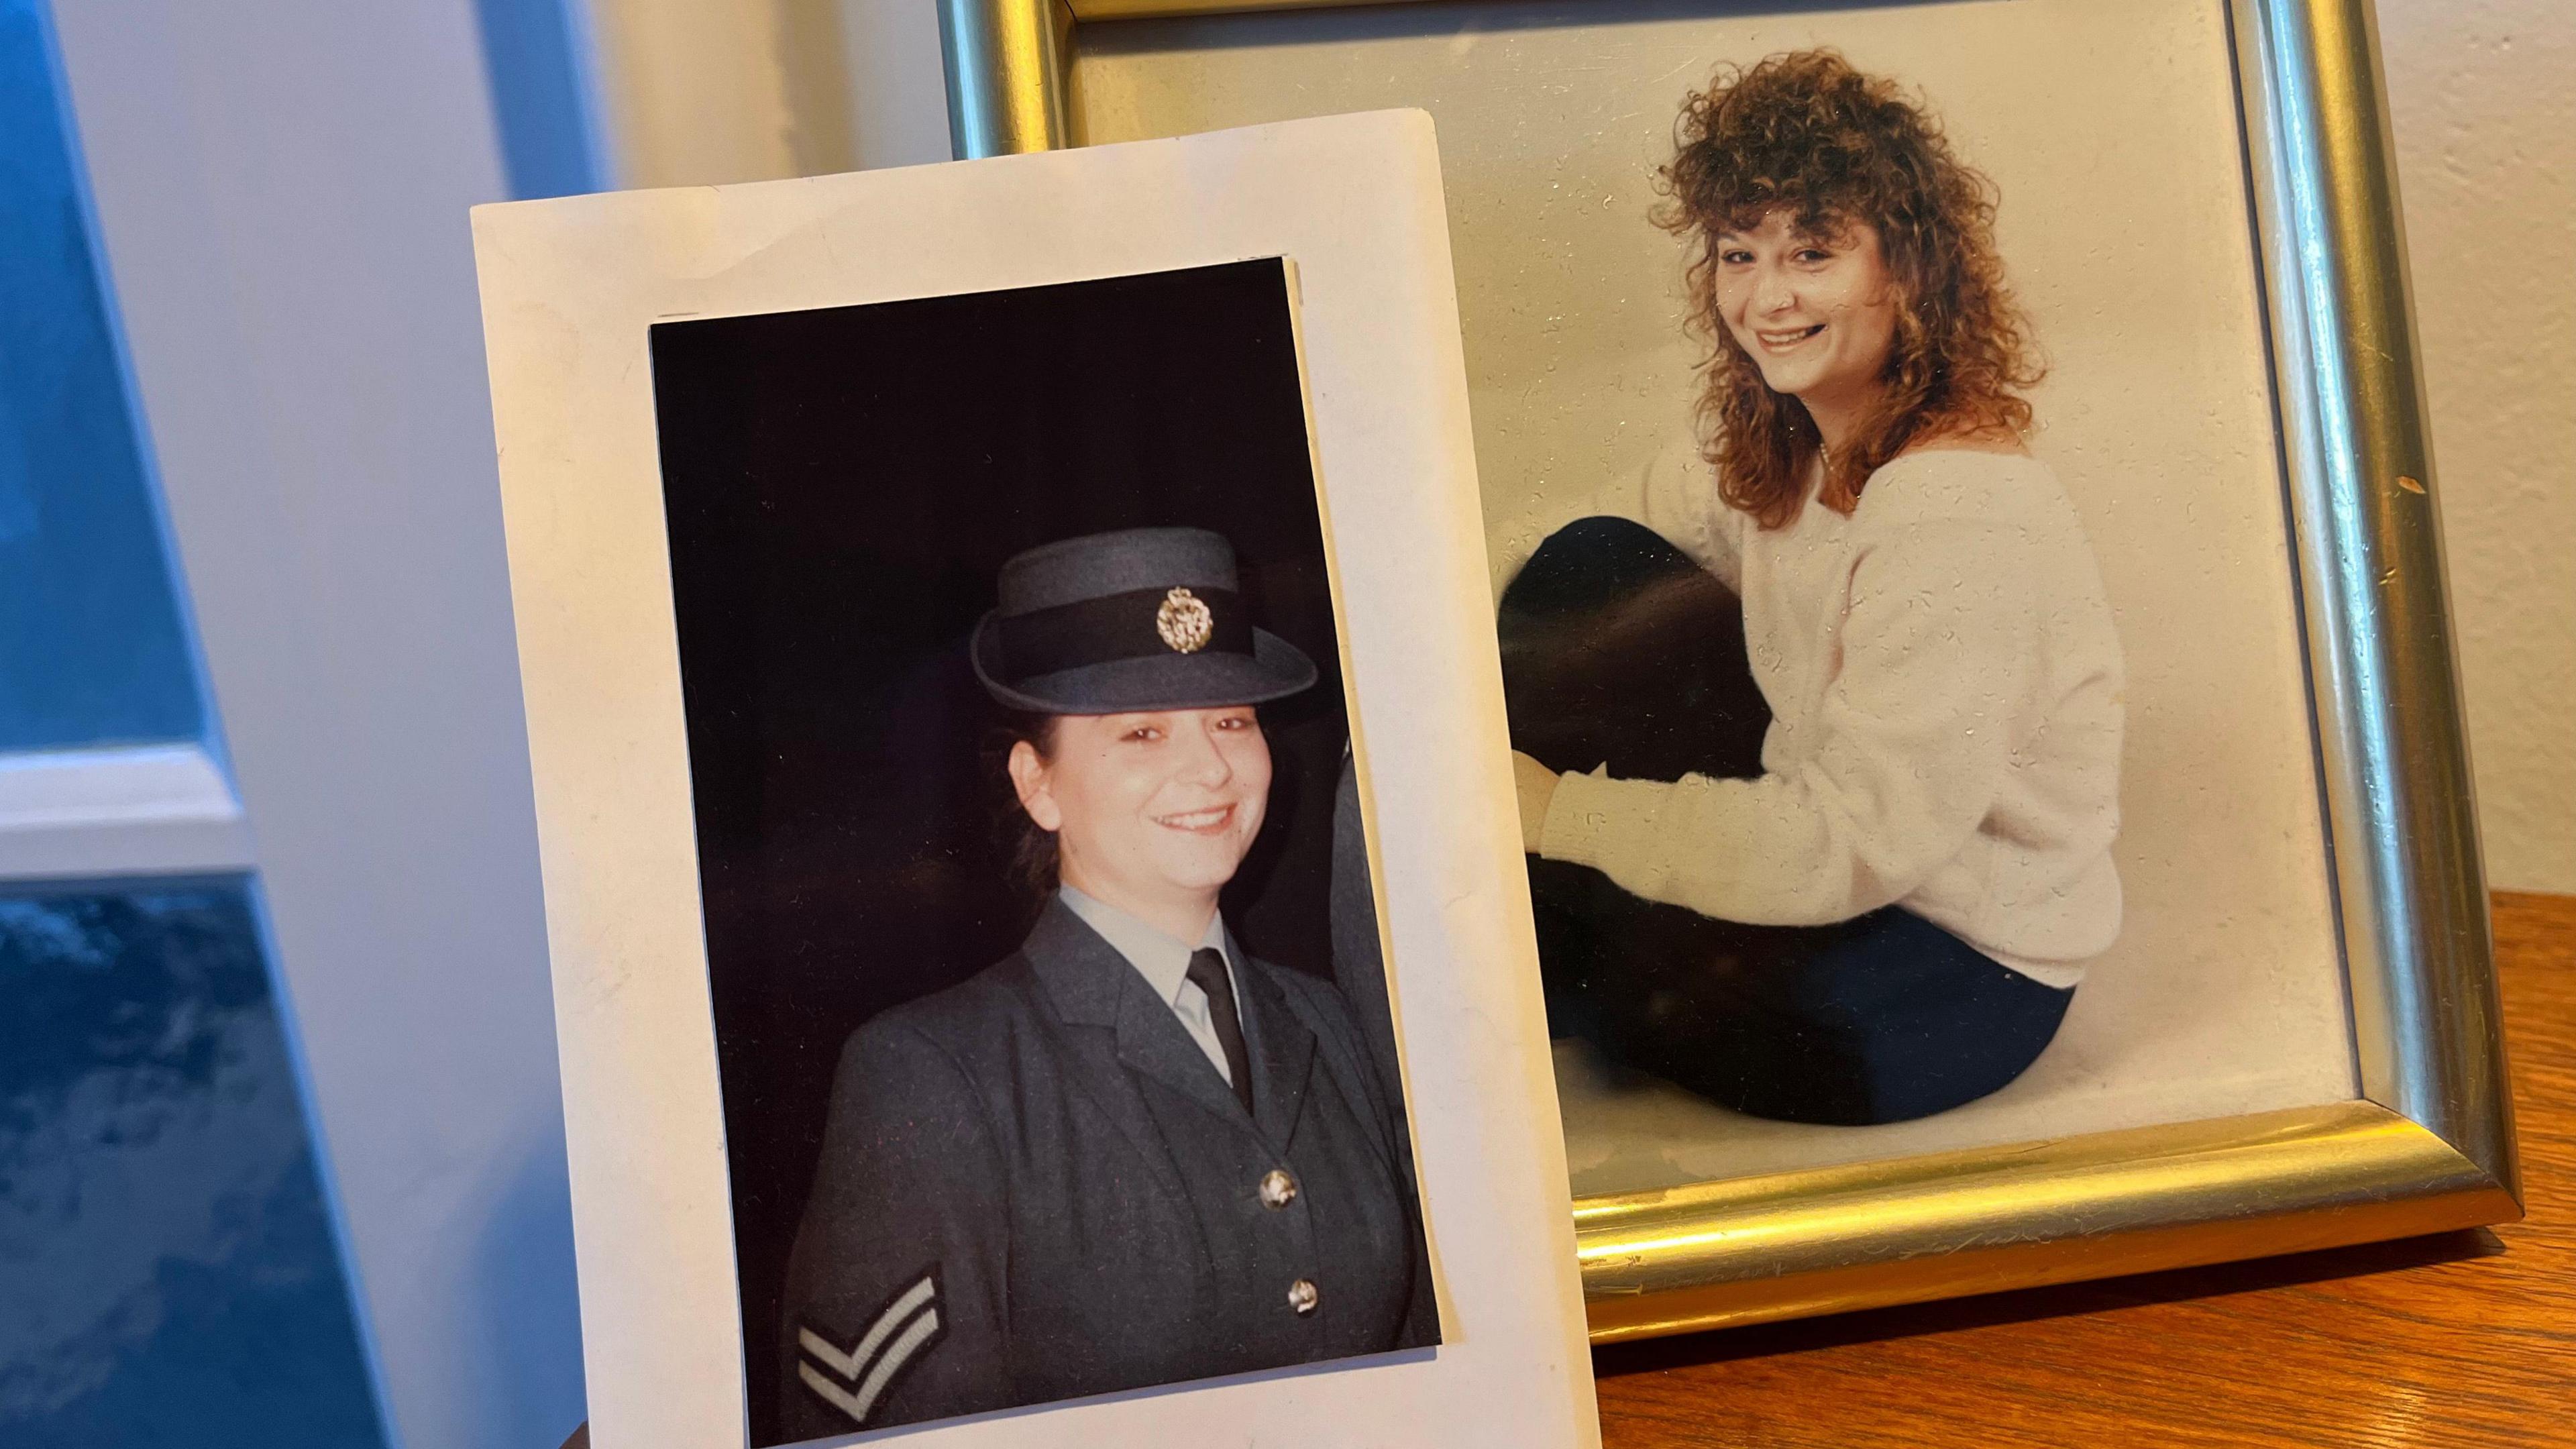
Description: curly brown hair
xmin=1658 ymin=50 xmax=2042 ymax=527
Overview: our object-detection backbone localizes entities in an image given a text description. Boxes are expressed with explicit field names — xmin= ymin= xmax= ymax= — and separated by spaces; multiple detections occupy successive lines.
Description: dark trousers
xmin=1499 ymin=517 xmax=2074 ymax=1126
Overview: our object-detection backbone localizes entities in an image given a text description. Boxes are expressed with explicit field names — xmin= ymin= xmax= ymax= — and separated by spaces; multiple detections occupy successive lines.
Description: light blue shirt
xmin=1057 ymin=885 xmax=1240 ymax=1085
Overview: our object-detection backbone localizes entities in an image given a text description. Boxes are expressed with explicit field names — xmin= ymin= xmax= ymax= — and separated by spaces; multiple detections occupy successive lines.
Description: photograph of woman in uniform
xmin=640 ymin=256 xmax=1442 ymax=1448
xmin=776 ymin=527 xmax=1433 ymax=1439
xmin=1497 ymin=50 xmax=2125 ymax=1128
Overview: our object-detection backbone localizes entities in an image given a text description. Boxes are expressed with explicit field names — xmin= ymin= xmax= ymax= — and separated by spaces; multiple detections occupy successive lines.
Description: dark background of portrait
xmin=649 ymin=260 xmax=1352 ymax=1444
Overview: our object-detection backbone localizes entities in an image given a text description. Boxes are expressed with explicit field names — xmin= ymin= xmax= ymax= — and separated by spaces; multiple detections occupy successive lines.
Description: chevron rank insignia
xmin=798 ymin=1269 xmax=945 ymax=1428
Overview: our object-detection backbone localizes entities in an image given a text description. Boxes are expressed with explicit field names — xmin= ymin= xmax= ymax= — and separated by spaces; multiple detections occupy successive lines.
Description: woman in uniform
xmin=1503 ymin=50 xmax=2126 ymax=1128
xmin=779 ymin=525 xmax=1432 ymax=1442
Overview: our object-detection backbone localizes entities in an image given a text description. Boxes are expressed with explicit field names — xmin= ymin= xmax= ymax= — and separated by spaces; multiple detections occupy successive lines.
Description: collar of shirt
xmin=1057 ymin=885 xmax=1232 ymax=1011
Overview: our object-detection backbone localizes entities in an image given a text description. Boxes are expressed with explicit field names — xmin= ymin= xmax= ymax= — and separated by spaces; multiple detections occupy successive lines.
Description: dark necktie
xmin=1185 ymin=947 xmax=1254 ymax=1115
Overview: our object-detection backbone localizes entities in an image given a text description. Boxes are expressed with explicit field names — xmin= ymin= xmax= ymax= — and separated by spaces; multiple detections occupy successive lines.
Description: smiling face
xmin=1712 ymin=211 xmax=1904 ymax=436
xmin=1008 ymin=706 xmax=1272 ymax=941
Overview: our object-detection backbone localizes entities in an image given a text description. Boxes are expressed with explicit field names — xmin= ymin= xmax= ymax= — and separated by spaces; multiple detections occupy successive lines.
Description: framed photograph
xmin=473 ymin=113 xmax=1599 ymax=1445
xmin=938 ymin=0 xmax=2522 ymax=1338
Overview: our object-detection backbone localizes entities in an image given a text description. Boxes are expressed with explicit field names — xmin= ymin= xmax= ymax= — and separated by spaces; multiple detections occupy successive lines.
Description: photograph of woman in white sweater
xmin=1501 ymin=50 xmax=2124 ymax=1128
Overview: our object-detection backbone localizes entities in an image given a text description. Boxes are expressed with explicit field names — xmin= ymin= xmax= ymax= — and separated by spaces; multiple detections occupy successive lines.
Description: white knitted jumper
xmin=1527 ymin=442 xmax=2126 ymax=989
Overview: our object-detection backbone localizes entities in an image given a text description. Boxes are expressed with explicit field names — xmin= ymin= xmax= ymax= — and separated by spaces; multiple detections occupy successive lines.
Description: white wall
xmin=579 ymin=0 xmax=949 ymax=186
xmin=2379 ymin=0 xmax=2576 ymax=894
xmin=51 ymin=2 xmax=586 ymax=1445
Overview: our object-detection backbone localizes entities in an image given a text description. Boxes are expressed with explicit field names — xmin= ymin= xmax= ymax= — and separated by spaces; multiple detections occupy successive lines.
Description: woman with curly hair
xmin=1500 ymin=50 xmax=2125 ymax=1126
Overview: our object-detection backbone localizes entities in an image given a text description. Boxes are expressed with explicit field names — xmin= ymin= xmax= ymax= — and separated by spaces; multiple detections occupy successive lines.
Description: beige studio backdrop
xmin=576 ymin=0 xmax=2378 ymax=1195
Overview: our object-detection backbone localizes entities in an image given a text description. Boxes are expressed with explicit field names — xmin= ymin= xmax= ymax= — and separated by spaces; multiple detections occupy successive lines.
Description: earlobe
xmin=1007 ymin=741 xmax=1063 ymax=833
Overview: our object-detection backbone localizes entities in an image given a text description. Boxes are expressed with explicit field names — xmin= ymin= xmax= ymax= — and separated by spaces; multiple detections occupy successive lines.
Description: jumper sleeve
xmin=1538 ymin=515 xmax=2035 ymax=926
xmin=778 ymin=1018 xmax=1014 ymax=1440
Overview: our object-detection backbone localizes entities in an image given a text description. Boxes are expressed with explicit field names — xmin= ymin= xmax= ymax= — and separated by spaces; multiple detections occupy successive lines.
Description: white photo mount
xmin=471 ymin=111 xmax=1598 ymax=1448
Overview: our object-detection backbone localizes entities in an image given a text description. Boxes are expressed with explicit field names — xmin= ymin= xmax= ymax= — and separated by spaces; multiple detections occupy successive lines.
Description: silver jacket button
xmin=1258 ymin=1169 xmax=1298 ymax=1210
xmin=1287 ymin=1279 xmax=1320 ymax=1316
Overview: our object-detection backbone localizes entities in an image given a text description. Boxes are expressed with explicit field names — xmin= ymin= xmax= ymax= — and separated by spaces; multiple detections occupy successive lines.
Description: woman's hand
xmin=1511 ymin=751 xmax=1562 ymax=855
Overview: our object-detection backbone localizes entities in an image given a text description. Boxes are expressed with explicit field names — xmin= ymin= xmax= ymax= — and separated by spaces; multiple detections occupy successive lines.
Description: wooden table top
xmin=563 ymin=892 xmax=2570 ymax=1449
xmin=1595 ymin=890 xmax=2574 ymax=1449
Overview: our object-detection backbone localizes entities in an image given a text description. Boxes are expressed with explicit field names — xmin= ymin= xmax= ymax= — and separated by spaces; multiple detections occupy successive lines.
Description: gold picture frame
xmin=936 ymin=0 xmax=2522 ymax=1343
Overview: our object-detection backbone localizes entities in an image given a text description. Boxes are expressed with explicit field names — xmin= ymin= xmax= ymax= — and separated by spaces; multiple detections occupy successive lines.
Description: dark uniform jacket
xmin=1329 ymin=753 xmax=1405 ymax=1118
xmin=778 ymin=898 xmax=1435 ymax=1440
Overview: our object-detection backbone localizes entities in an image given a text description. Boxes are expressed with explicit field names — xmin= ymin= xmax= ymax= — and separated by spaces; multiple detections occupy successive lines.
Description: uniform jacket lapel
xmin=1110 ymin=970 xmax=1248 ymax=1127
xmin=1232 ymin=945 xmax=1316 ymax=1150
xmin=1016 ymin=902 xmax=1199 ymax=1199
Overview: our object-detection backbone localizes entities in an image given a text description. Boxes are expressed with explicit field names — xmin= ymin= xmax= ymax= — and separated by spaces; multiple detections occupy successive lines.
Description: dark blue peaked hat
xmin=971 ymin=526 xmax=1318 ymax=714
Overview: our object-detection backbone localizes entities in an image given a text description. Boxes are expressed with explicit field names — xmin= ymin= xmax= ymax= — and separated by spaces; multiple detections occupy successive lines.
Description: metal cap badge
xmin=1157 ymin=587 xmax=1214 ymax=654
